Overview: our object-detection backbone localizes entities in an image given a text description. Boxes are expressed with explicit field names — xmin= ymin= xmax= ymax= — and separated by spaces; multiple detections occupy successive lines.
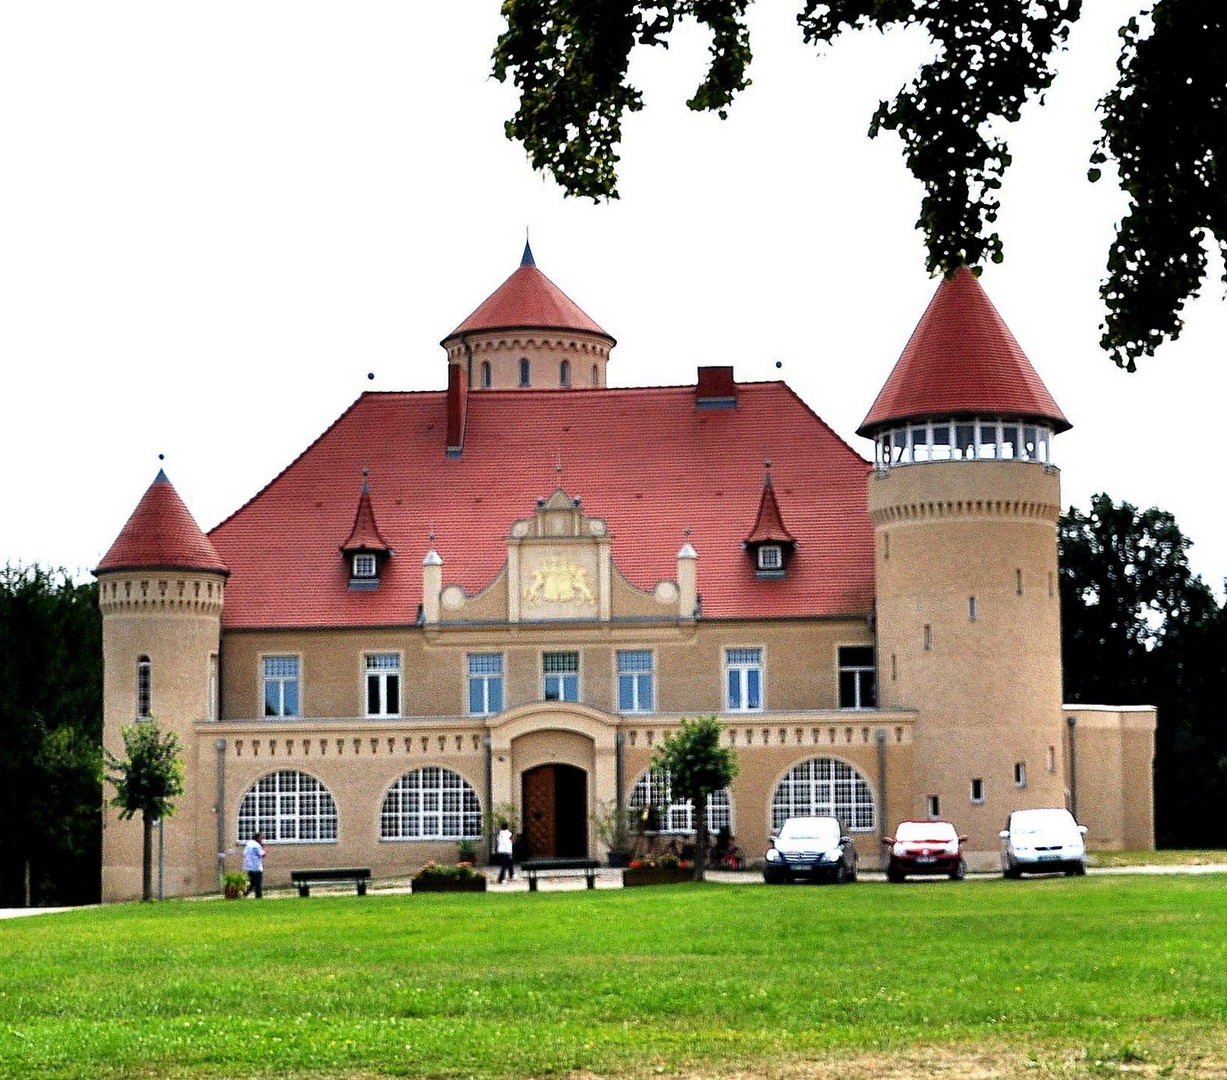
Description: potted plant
xmin=222 ymin=871 xmax=248 ymax=900
xmin=592 ymin=800 xmax=634 ymax=867
xmin=411 ymin=862 xmax=488 ymax=893
xmin=456 ymin=838 xmax=478 ymax=866
xmin=623 ymin=851 xmax=694 ymax=887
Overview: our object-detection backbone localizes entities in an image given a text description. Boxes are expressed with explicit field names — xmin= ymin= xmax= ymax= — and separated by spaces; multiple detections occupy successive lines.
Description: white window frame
xmin=364 ymin=653 xmax=401 ymax=718
xmin=617 ymin=649 xmax=655 ymax=714
xmin=136 ymin=655 xmax=152 ymax=720
xmin=262 ymin=655 xmax=300 ymax=718
xmin=380 ymin=767 xmax=482 ymax=841
xmin=757 ymin=545 xmax=783 ymax=571
xmin=629 ymin=767 xmax=732 ymax=834
xmin=837 ymin=645 xmax=876 ymax=710
xmin=352 ymin=553 xmax=377 ymax=578
xmin=725 ymin=647 xmax=763 ymax=712
xmin=543 ymin=650 xmax=579 ymax=702
xmin=770 ymin=757 xmax=876 ymax=833
xmin=237 ymin=770 xmax=337 ymax=843
xmin=467 ymin=653 xmax=505 ymax=716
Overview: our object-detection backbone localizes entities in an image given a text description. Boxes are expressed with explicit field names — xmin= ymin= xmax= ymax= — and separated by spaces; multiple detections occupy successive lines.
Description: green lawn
xmin=2 ymin=876 xmax=1225 ymax=1079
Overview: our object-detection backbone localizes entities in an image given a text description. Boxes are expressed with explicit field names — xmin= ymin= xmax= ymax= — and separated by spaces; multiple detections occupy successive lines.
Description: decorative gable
xmin=340 ymin=477 xmax=392 ymax=589
xmin=743 ymin=464 xmax=796 ymax=579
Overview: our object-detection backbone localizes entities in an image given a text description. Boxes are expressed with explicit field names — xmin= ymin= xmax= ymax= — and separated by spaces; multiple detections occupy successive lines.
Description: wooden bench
xmin=290 ymin=867 xmax=371 ymax=897
xmin=521 ymin=858 xmax=600 ymax=892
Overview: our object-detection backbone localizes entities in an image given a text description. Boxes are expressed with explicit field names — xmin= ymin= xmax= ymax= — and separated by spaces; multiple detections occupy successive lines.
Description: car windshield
xmin=778 ymin=818 xmax=840 ymax=844
xmin=896 ymin=821 xmax=956 ymax=842
xmin=1010 ymin=810 xmax=1073 ymax=836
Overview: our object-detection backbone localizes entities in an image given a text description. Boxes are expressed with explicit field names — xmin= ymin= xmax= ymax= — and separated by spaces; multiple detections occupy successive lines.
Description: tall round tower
xmin=96 ymin=470 xmax=228 ymax=900
xmin=859 ymin=269 xmax=1071 ymax=856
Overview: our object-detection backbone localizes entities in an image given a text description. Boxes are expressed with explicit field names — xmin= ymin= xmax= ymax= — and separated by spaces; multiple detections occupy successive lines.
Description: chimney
xmin=677 ymin=540 xmax=698 ymax=620
xmin=695 ymin=366 xmax=737 ymax=409
xmin=421 ymin=548 xmax=443 ymax=624
xmin=446 ymin=363 xmax=468 ymax=457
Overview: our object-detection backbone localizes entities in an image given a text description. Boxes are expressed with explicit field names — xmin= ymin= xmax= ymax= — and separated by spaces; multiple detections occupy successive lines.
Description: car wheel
xmin=950 ymin=860 xmax=966 ymax=882
xmin=1002 ymin=864 xmax=1022 ymax=880
xmin=886 ymin=865 xmax=905 ymax=884
xmin=834 ymin=863 xmax=849 ymax=885
xmin=763 ymin=869 xmax=782 ymax=885
xmin=847 ymin=863 xmax=858 ymax=883
xmin=1069 ymin=861 xmax=1087 ymax=877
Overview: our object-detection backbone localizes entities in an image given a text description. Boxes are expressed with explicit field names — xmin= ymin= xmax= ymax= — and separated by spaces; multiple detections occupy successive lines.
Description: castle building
xmin=96 ymin=245 xmax=1156 ymax=900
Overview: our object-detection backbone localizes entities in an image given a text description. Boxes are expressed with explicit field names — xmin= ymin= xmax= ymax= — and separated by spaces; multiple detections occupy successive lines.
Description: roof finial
xmin=361 ymin=466 xmax=370 ymax=494
xmin=429 ymin=525 xmax=436 ymax=544
xmin=521 ymin=229 xmax=535 ymax=268
xmin=684 ymin=526 xmax=691 ymax=538
xmin=764 ymin=459 xmax=773 ymax=487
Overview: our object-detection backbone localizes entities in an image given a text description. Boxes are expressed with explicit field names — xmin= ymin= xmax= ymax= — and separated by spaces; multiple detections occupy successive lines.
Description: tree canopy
xmin=652 ymin=715 xmax=739 ymax=880
xmin=1059 ymin=495 xmax=1227 ymax=847
xmin=493 ymin=0 xmax=1226 ymax=370
xmin=0 ymin=565 xmax=102 ymax=906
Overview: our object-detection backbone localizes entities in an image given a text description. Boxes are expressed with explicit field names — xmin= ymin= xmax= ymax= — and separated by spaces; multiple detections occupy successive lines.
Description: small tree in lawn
xmin=653 ymin=716 xmax=739 ymax=882
xmin=105 ymin=722 xmax=184 ymax=901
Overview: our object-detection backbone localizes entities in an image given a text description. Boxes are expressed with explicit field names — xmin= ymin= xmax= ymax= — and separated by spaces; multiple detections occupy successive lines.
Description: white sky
xmin=2 ymin=2 xmax=1224 ymax=594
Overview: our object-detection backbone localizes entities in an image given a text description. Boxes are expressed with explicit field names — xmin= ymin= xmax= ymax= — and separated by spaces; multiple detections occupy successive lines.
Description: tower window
xmin=1014 ymin=762 xmax=1027 ymax=788
xmin=1016 ymin=569 xmax=1023 ymax=595
xmin=481 ymin=361 xmax=492 ymax=388
xmin=926 ymin=795 xmax=940 ymax=818
xmin=923 ymin=624 xmax=932 ymax=651
xmin=1047 ymin=745 xmax=1057 ymax=773
xmin=969 ymin=778 xmax=985 ymax=804
xmin=591 ymin=364 xmax=599 ymax=386
xmin=560 ymin=359 xmax=571 ymax=387
xmin=136 ymin=656 xmax=152 ymax=720
xmin=968 ymin=596 xmax=978 ymax=622
xmin=519 ymin=358 xmax=530 ymax=386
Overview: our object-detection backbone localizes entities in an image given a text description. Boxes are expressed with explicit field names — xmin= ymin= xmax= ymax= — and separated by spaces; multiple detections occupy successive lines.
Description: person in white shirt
xmin=243 ymin=833 xmax=266 ymax=898
xmin=495 ymin=822 xmax=515 ymax=883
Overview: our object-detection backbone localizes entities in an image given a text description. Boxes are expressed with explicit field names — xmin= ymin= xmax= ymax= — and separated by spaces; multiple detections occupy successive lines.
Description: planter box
xmin=622 ymin=866 xmax=694 ymax=887
xmin=411 ymin=876 xmax=488 ymax=893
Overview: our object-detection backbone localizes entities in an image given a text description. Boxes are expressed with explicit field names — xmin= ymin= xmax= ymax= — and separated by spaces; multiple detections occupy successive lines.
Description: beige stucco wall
xmin=1064 ymin=705 xmax=1156 ymax=850
xmin=871 ymin=460 xmax=1069 ymax=853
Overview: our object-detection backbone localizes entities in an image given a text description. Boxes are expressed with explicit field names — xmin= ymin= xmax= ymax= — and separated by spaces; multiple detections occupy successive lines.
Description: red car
xmin=882 ymin=820 xmax=967 ymax=882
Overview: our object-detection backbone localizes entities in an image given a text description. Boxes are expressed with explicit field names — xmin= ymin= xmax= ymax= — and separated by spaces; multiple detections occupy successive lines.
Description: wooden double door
xmin=521 ymin=763 xmax=588 ymax=858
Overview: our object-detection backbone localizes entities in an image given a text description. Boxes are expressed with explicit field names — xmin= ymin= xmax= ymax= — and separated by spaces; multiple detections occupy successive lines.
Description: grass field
xmin=2 ymin=876 xmax=1225 ymax=1080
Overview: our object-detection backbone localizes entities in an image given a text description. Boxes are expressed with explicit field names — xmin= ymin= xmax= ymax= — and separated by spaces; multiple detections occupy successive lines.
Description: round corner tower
xmin=859 ymin=268 xmax=1071 ymax=855
xmin=96 ymin=469 xmax=228 ymax=901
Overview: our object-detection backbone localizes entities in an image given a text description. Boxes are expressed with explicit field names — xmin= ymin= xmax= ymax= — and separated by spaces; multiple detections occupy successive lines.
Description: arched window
xmin=380 ymin=767 xmax=481 ymax=840
xmin=237 ymin=771 xmax=338 ymax=843
xmin=481 ymin=360 xmax=492 ymax=388
xmin=629 ymin=766 xmax=732 ymax=834
xmin=770 ymin=758 xmax=875 ymax=833
xmin=560 ymin=359 xmax=571 ymax=387
xmin=519 ymin=358 xmax=530 ymax=386
xmin=591 ymin=364 xmax=599 ymax=387
xmin=136 ymin=655 xmax=152 ymax=719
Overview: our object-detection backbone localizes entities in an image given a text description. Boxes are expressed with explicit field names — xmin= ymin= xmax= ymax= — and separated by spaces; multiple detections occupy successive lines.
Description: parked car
xmin=763 ymin=816 xmax=858 ymax=884
xmin=882 ymin=820 xmax=967 ymax=882
xmin=999 ymin=807 xmax=1088 ymax=877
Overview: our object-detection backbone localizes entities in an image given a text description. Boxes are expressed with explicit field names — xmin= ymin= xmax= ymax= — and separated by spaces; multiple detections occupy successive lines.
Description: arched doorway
xmin=522 ymin=763 xmax=588 ymax=858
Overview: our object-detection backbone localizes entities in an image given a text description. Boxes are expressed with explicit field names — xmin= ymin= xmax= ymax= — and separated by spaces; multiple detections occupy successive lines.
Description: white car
xmin=999 ymin=808 xmax=1088 ymax=878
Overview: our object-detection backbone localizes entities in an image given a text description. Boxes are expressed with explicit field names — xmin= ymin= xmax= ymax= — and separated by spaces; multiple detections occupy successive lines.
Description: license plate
xmin=1037 ymin=853 xmax=1061 ymax=861
xmin=916 ymin=856 xmax=936 ymax=864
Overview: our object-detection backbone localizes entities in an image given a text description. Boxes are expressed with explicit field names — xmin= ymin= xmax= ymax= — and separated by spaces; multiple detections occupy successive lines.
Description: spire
xmin=340 ymin=473 xmax=392 ymax=554
xmin=97 ymin=471 xmax=228 ymax=575
xmin=858 ymin=267 xmax=1070 ymax=437
xmin=521 ymin=235 xmax=535 ymax=268
xmin=744 ymin=462 xmax=796 ymax=546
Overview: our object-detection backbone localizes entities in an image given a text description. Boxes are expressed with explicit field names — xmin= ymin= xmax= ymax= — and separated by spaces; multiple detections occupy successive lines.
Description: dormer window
xmin=340 ymin=475 xmax=392 ymax=591
xmin=757 ymin=545 xmax=783 ymax=572
xmin=353 ymin=554 xmax=377 ymax=578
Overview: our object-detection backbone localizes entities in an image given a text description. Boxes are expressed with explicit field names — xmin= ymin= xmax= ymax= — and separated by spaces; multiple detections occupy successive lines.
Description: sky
xmin=3 ymin=3 xmax=1225 ymax=594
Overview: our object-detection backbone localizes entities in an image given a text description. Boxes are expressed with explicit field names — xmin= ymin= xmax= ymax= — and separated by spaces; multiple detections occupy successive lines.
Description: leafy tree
xmin=105 ymin=722 xmax=185 ymax=902
xmin=493 ymin=0 xmax=1226 ymax=369
xmin=0 ymin=565 xmax=102 ymax=906
xmin=652 ymin=715 xmax=739 ymax=880
xmin=1058 ymin=495 xmax=1227 ymax=846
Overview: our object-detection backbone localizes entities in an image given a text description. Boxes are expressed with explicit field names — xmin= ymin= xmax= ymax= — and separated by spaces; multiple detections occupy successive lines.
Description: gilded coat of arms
xmin=523 ymin=556 xmax=596 ymax=603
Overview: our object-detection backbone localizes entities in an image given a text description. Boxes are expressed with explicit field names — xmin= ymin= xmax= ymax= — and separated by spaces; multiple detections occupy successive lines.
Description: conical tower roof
xmin=96 ymin=470 xmax=228 ymax=575
xmin=744 ymin=470 xmax=796 ymax=546
xmin=858 ymin=268 xmax=1069 ymax=437
xmin=443 ymin=241 xmax=613 ymax=343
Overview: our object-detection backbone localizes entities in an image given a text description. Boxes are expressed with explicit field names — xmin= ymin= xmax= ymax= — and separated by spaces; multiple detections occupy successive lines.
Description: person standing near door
xmin=243 ymin=832 xmax=266 ymax=898
xmin=496 ymin=821 xmax=515 ymax=883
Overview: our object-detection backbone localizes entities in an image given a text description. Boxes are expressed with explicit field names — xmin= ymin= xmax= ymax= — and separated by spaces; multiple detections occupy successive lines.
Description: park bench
xmin=520 ymin=858 xmax=600 ymax=892
xmin=290 ymin=867 xmax=371 ymax=897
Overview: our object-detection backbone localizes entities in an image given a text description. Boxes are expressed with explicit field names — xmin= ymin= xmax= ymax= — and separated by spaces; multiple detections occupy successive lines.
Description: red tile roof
xmin=97 ymin=470 xmax=229 ymax=575
xmin=744 ymin=474 xmax=796 ymax=546
xmin=444 ymin=258 xmax=613 ymax=343
xmin=340 ymin=482 xmax=392 ymax=554
xmin=858 ymin=268 xmax=1070 ymax=436
xmin=208 ymin=384 xmax=874 ymax=629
